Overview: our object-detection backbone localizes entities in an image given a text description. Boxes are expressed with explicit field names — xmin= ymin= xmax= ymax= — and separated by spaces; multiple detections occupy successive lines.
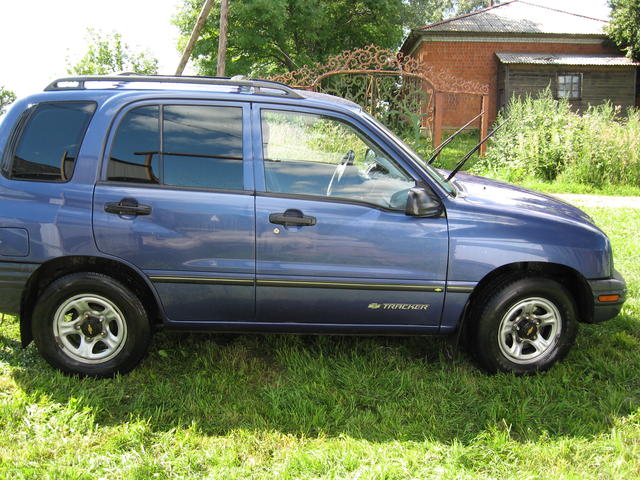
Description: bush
xmin=473 ymin=90 xmax=640 ymax=188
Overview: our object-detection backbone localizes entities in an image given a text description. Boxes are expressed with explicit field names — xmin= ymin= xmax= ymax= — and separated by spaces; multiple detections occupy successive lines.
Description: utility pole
xmin=175 ymin=0 xmax=217 ymax=76
xmin=216 ymin=0 xmax=229 ymax=77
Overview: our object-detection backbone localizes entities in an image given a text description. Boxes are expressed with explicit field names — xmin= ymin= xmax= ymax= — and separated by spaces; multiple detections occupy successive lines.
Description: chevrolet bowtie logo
xmin=368 ymin=303 xmax=382 ymax=310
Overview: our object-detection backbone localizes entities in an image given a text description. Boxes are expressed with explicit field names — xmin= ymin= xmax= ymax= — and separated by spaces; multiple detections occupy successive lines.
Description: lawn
xmin=516 ymin=180 xmax=640 ymax=197
xmin=404 ymin=131 xmax=480 ymax=173
xmin=0 ymin=206 xmax=638 ymax=478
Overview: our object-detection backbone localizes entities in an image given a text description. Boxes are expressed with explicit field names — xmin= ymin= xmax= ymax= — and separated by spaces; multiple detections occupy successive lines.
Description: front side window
xmin=8 ymin=102 xmax=96 ymax=181
xmin=108 ymin=104 xmax=244 ymax=190
xmin=557 ymin=74 xmax=582 ymax=100
xmin=261 ymin=110 xmax=415 ymax=210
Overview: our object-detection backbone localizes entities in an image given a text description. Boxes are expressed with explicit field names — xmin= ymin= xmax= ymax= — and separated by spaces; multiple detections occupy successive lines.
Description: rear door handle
xmin=104 ymin=198 xmax=152 ymax=216
xmin=269 ymin=209 xmax=316 ymax=227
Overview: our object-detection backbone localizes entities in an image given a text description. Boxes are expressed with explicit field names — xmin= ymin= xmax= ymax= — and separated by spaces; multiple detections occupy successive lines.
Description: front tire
xmin=32 ymin=272 xmax=151 ymax=377
xmin=470 ymin=276 xmax=578 ymax=374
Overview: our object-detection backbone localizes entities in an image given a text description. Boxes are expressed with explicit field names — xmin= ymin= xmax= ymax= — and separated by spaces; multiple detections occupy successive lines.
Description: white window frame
xmin=557 ymin=73 xmax=583 ymax=100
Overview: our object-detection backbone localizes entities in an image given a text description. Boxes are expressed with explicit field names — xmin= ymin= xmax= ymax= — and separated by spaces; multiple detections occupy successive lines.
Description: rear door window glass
xmin=108 ymin=106 xmax=160 ymax=183
xmin=107 ymin=104 xmax=244 ymax=190
xmin=163 ymin=105 xmax=243 ymax=189
xmin=9 ymin=102 xmax=96 ymax=181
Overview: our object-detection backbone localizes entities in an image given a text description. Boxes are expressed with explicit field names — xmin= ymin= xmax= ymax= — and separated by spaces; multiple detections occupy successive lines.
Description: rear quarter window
xmin=3 ymin=102 xmax=96 ymax=182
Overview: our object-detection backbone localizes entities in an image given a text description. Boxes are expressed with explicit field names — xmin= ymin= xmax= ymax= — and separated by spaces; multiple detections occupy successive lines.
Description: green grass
xmin=407 ymin=129 xmax=640 ymax=198
xmin=471 ymin=91 xmax=640 ymax=189
xmin=1 ymin=206 xmax=639 ymax=478
xmin=431 ymin=132 xmax=480 ymax=171
xmin=406 ymin=131 xmax=480 ymax=172
xmin=427 ymin=133 xmax=640 ymax=196
xmin=514 ymin=179 xmax=640 ymax=197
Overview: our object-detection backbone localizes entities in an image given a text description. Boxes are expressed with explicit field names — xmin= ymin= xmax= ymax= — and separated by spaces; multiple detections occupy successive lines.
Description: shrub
xmin=473 ymin=90 xmax=640 ymax=188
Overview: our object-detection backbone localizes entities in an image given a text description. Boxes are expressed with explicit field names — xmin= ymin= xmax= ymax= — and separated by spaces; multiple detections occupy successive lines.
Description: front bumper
xmin=587 ymin=269 xmax=627 ymax=323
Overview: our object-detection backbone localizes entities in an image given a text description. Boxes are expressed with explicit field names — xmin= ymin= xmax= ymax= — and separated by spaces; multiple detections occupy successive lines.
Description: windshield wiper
xmin=446 ymin=119 xmax=507 ymax=182
xmin=426 ymin=111 xmax=484 ymax=165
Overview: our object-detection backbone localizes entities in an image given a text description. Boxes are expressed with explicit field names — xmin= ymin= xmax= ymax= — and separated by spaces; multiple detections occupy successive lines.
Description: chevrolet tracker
xmin=0 ymin=75 xmax=626 ymax=377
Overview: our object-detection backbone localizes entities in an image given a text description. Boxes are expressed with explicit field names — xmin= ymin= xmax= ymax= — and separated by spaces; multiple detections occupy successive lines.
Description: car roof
xmin=25 ymin=75 xmax=363 ymax=114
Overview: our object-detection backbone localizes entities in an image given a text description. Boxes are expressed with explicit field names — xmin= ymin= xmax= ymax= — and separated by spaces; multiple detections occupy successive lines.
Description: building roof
xmin=400 ymin=0 xmax=608 ymax=54
xmin=496 ymin=52 xmax=639 ymax=66
xmin=416 ymin=1 xmax=607 ymax=36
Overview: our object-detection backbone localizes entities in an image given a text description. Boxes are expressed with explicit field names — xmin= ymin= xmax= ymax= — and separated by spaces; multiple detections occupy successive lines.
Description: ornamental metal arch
xmin=269 ymin=45 xmax=490 ymax=154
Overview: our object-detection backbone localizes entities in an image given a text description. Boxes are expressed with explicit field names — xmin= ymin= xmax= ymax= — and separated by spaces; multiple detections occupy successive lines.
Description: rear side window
xmin=108 ymin=104 xmax=244 ymax=190
xmin=7 ymin=102 xmax=96 ymax=182
xmin=164 ymin=105 xmax=243 ymax=189
xmin=108 ymin=106 xmax=160 ymax=184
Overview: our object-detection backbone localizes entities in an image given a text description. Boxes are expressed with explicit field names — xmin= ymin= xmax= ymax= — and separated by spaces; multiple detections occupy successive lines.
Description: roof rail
xmin=44 ymin=74 xmax=305 ymax=99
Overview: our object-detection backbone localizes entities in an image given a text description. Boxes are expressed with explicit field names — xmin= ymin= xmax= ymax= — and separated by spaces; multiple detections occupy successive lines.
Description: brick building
xmin=400 ymin=0 xmax=638 ymax=129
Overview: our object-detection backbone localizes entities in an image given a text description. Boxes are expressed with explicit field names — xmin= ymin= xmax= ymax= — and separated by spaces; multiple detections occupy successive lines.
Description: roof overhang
xmin=496 ymin=52 xmax=639 ymax=67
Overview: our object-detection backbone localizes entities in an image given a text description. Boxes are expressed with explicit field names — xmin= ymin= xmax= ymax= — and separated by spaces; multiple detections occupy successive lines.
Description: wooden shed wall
xmin=499 ymin=65 xmax=637 ymax=112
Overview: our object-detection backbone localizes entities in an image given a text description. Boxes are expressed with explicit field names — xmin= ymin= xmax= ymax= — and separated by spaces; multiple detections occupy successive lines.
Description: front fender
xmin=446 ymin=205 xmax=611 ymax=282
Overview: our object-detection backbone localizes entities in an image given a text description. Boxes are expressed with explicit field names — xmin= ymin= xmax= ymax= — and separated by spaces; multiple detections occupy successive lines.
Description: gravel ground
xmin=554 ymin=194 xmax=640 ymax=209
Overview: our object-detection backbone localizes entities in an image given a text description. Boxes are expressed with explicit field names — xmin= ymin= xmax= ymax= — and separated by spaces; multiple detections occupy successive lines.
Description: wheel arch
xmin=461 ymin=261 xmax=593 ymax=332
xmin=20 ymin=255 xmax=165 ymax=347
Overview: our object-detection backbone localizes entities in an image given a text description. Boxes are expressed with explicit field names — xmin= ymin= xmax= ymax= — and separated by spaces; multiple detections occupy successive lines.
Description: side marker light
xmin=598 ymin=294 xmax=620 ymax=303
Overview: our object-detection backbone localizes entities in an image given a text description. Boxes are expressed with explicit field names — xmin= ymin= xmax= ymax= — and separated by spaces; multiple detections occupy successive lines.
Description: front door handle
xmin=269 ymin=209 xmax=316 ymax=227
xmin=104 ymin=198 xmax=152 ymax=216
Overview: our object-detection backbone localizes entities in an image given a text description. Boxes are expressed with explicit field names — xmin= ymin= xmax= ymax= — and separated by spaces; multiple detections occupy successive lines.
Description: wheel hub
xmin=53 ymin=294 xmax=128 ymax=364
xmin=80 ymin=315 xmax=104 ymax=338
xmin=515 ymin=317 xmax=538 ymax=340
xmin=498 ymin=296 xmax=562 ymax=365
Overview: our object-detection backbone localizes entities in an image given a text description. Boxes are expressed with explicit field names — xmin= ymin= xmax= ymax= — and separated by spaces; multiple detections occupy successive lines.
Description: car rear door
xmin=92 ymin=100 xmax=255 ymax=323
xmin=252 ymin=104 xmax=448 ymax=328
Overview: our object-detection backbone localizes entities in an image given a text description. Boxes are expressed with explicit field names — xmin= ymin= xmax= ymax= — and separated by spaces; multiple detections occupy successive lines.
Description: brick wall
xmin=414 ymin=38 xmax=620 ymax=128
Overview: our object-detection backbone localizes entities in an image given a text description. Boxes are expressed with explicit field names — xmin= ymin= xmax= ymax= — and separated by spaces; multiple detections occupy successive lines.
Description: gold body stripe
xmin=149 ymin=276 xmax=253 ymax=285
xmin=148 ymin=276 xmax=446 ymax=292
xmin=446 ymin=286 xmax=474 ymax=293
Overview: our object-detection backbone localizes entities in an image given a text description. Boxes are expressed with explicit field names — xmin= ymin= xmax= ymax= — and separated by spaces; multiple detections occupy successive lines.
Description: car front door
xmin=253 ymin=105 xmax=448 ymax=328
xmin=93 ymin=101 xmax=255 ymax=323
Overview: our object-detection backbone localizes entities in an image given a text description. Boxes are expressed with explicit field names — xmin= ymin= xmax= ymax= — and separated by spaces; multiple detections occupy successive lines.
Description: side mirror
xmin=405 ymin=186 xmax=442 ymax=217
xmin=364 ymin=148 xmax=377 ymax=163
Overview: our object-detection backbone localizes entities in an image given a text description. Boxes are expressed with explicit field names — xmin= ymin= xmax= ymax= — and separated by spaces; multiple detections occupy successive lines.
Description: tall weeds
xmin=474 ymin=90 xmax=640 ymax=188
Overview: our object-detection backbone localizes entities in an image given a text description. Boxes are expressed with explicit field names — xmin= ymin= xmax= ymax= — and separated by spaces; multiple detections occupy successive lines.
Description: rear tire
xmin=32 ymin=272 xmax=151 ymax=377
xmin=470 ymin=276 xmax=578 ymax=374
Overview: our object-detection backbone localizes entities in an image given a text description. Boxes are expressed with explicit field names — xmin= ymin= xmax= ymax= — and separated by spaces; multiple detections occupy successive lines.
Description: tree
xmin=607 ymin=0 xmax=640 ymax=59
xmin=455 ymin=0 xmax=492 ymax=14
xmin=173 ymin=0 xmax=492 ymax=77
xmin=402 ymin=0 xmax=490 ymax=26
xmin=67 ymin=29 xmax=159 ymax=75
xmin=0 ymin=86 xmax=16 ymax=116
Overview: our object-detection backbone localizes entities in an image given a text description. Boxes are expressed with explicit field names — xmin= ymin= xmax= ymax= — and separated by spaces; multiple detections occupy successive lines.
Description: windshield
xmin=359 ymin=111 xmax=456 ymax=195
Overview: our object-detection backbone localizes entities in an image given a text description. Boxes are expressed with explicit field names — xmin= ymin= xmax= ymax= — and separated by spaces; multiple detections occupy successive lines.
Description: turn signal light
xmin=598 ymin=294 xmax=620 ymax=303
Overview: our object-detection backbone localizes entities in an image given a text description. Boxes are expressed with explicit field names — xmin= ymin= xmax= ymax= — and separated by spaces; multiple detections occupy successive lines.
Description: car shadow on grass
xmin=7 ymin=314 xmax=640 ymax=445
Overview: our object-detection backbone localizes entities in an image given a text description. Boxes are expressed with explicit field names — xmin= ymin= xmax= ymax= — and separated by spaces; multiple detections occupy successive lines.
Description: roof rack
xmin=44 ymin=74 xmax=305 ymax=99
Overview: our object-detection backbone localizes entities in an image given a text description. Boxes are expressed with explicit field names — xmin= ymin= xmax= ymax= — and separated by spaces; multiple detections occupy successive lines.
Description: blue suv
xmin=0 ymin=75 xmax=626 ymax=377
